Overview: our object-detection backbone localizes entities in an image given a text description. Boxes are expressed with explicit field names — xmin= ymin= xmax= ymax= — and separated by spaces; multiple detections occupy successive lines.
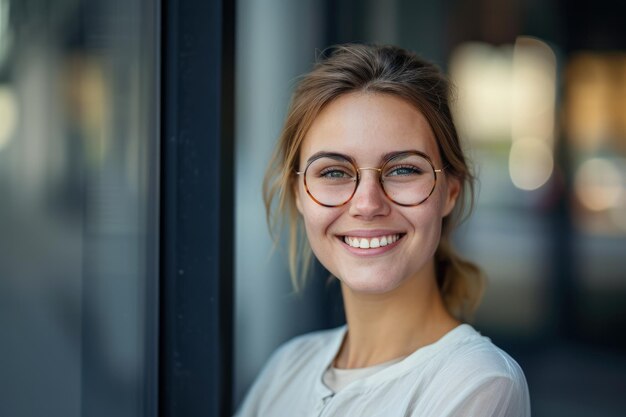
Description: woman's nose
xmin=348 ymin=170 xmax=390 ymax=219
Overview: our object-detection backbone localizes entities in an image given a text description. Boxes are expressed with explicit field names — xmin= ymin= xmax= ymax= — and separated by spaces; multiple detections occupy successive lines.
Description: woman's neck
xmin=334 ymin=265 xmax=459 ymax=369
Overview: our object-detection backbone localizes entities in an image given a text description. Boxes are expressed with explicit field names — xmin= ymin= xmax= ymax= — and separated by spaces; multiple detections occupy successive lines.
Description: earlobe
xmin=294 ymin=182 xmax=304 ymax=215
xmin=443 ymin=177 xmax=461 ymax=217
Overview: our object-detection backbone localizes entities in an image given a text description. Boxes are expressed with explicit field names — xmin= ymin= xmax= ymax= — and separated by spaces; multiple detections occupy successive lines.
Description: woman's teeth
xmin=343 ymin=234 xmax=400 ymax=249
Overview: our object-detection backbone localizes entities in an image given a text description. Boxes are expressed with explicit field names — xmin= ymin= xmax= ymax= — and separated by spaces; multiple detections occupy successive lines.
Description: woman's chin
xmin=338 ymin=274 xmax=405 ymax=295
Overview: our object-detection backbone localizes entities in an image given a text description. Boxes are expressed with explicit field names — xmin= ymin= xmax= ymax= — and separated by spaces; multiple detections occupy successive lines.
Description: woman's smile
xmin=342 ymin=233 xmax=403 ymax=249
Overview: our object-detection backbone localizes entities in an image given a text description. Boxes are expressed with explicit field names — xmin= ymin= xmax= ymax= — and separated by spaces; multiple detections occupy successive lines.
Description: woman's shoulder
xmin=279 ymin=325 xmax=345 ymax=352
xmin=235 ymin=327 xmax=345 ymax=416
xmin=263 ymin=325 xmax=346 ymax=373
xmin=415 ymin=324 xmax=531 ymax=416
xmin=424 ymin=323 xmax=527 ymax=391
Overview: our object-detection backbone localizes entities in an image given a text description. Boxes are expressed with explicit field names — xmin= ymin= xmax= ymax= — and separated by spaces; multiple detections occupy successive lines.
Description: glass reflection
xmin=0 ymin=1 xmax=158 ymax=417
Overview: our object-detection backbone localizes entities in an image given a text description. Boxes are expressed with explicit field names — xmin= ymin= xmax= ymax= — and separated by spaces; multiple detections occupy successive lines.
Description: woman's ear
xmin=294 ymin=179 xmax=304 ymax=215
xmin=442 ymin=176 xmax=461 ymax=218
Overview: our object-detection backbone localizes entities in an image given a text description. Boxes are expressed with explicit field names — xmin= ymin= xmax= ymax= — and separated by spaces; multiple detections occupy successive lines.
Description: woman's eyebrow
xmin=305 ymin=149 xmax=424 ymax=165
xmin=305 ymin=151 xmax=353 ymax=164
xmin=381 ymin=149 xmax=420 ymax=161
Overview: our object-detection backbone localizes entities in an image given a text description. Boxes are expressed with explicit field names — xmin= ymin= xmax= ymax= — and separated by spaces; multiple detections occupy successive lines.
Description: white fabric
xmin=323 ymin=357 xmax=404 ymax=393
xmin=235 ymin=324 xmax=530 ymax=417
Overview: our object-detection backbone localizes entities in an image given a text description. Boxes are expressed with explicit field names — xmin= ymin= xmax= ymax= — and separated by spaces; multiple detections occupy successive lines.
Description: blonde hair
xmin=263 ymin=44 xmax=484 ymax=319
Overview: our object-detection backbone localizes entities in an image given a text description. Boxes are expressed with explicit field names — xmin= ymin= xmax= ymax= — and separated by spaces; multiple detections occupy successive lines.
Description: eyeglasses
xmin=295 ymin=151 xmax=444 ymax=207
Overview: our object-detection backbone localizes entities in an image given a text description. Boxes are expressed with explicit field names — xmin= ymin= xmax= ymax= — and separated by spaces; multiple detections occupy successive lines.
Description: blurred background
xmin=1 ymin=0 xmax=625 ymax=416
xmin=0 ymin=1 xmax=159 ymax=416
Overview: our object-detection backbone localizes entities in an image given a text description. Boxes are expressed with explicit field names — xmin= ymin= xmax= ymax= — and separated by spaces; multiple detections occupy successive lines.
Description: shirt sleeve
xmin=445 ymin=375 xmax=531 ymax=417
xmin=411 ymin=343 xmax=531 ymax=417
xmin=233 ymin=347 xmax=285 ymax=417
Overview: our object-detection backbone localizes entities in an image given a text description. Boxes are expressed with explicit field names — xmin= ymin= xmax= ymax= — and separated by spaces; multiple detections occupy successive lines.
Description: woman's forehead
xmin=299 ymin=92 xmax=439 ymax=162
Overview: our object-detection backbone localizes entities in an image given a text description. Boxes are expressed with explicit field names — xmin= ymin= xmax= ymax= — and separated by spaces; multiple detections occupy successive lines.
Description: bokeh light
xmin=450 ymin=36 xmax=556 ymax=191
xmin=0 ymin=85 xmax=18 ymax=151
xmin=509 ymin=137 xmax=554 ymax=190
xmin=574 ymin=158 xmax=624 ymax=212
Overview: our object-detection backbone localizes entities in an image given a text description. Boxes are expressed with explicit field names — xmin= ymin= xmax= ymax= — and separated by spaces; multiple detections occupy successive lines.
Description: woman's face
xmin=295 ymin=92 xmax=460 ymax=294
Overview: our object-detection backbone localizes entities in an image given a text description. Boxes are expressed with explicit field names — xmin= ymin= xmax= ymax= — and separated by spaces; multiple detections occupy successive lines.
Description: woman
xmin=236 ymin=44 xmax=530 ymax=417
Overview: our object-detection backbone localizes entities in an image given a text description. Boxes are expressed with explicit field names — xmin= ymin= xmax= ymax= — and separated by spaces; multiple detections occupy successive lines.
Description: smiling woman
xmin=235 ymin=44 xmax=530 ymax=417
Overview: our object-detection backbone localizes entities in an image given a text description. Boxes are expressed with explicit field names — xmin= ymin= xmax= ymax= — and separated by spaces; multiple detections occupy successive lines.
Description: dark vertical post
xmin=160 ymin=0 xmax=235 ymax=415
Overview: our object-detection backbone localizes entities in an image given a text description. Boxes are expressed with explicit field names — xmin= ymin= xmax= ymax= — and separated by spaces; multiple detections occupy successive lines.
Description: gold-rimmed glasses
xmin=295 ymin=151 xmax=444 ymax=207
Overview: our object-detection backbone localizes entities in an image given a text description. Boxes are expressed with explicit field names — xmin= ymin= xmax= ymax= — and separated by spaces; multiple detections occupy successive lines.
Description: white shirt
xmin=235 ymin=324 xmax=530 ymax=417
xmin=323 ymin=356 xmax=404 ymax=392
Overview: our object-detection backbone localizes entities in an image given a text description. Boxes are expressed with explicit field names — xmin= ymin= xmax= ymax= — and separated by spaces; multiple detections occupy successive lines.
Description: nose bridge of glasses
xmin=356 ymin=167 xmax=382 ymax=181
xmin=357 ymin=167 xmax=382 ymax=173
xmin=355 ymin=166 xmax=382 ymax=183
xmin=354 ymin=167 xmax=384 ymax=197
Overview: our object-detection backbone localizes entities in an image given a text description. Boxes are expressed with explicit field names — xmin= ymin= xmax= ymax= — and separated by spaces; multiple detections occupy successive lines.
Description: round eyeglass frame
xmin=295 ymin=150 xmax=445 ymax=208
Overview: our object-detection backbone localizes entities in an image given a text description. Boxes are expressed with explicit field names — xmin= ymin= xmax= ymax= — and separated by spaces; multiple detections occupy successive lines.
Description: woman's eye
xmin=320 ymin=169 xmax=351 ymax=179
xmin=386 ymin=166 xmax=421 ymax=176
